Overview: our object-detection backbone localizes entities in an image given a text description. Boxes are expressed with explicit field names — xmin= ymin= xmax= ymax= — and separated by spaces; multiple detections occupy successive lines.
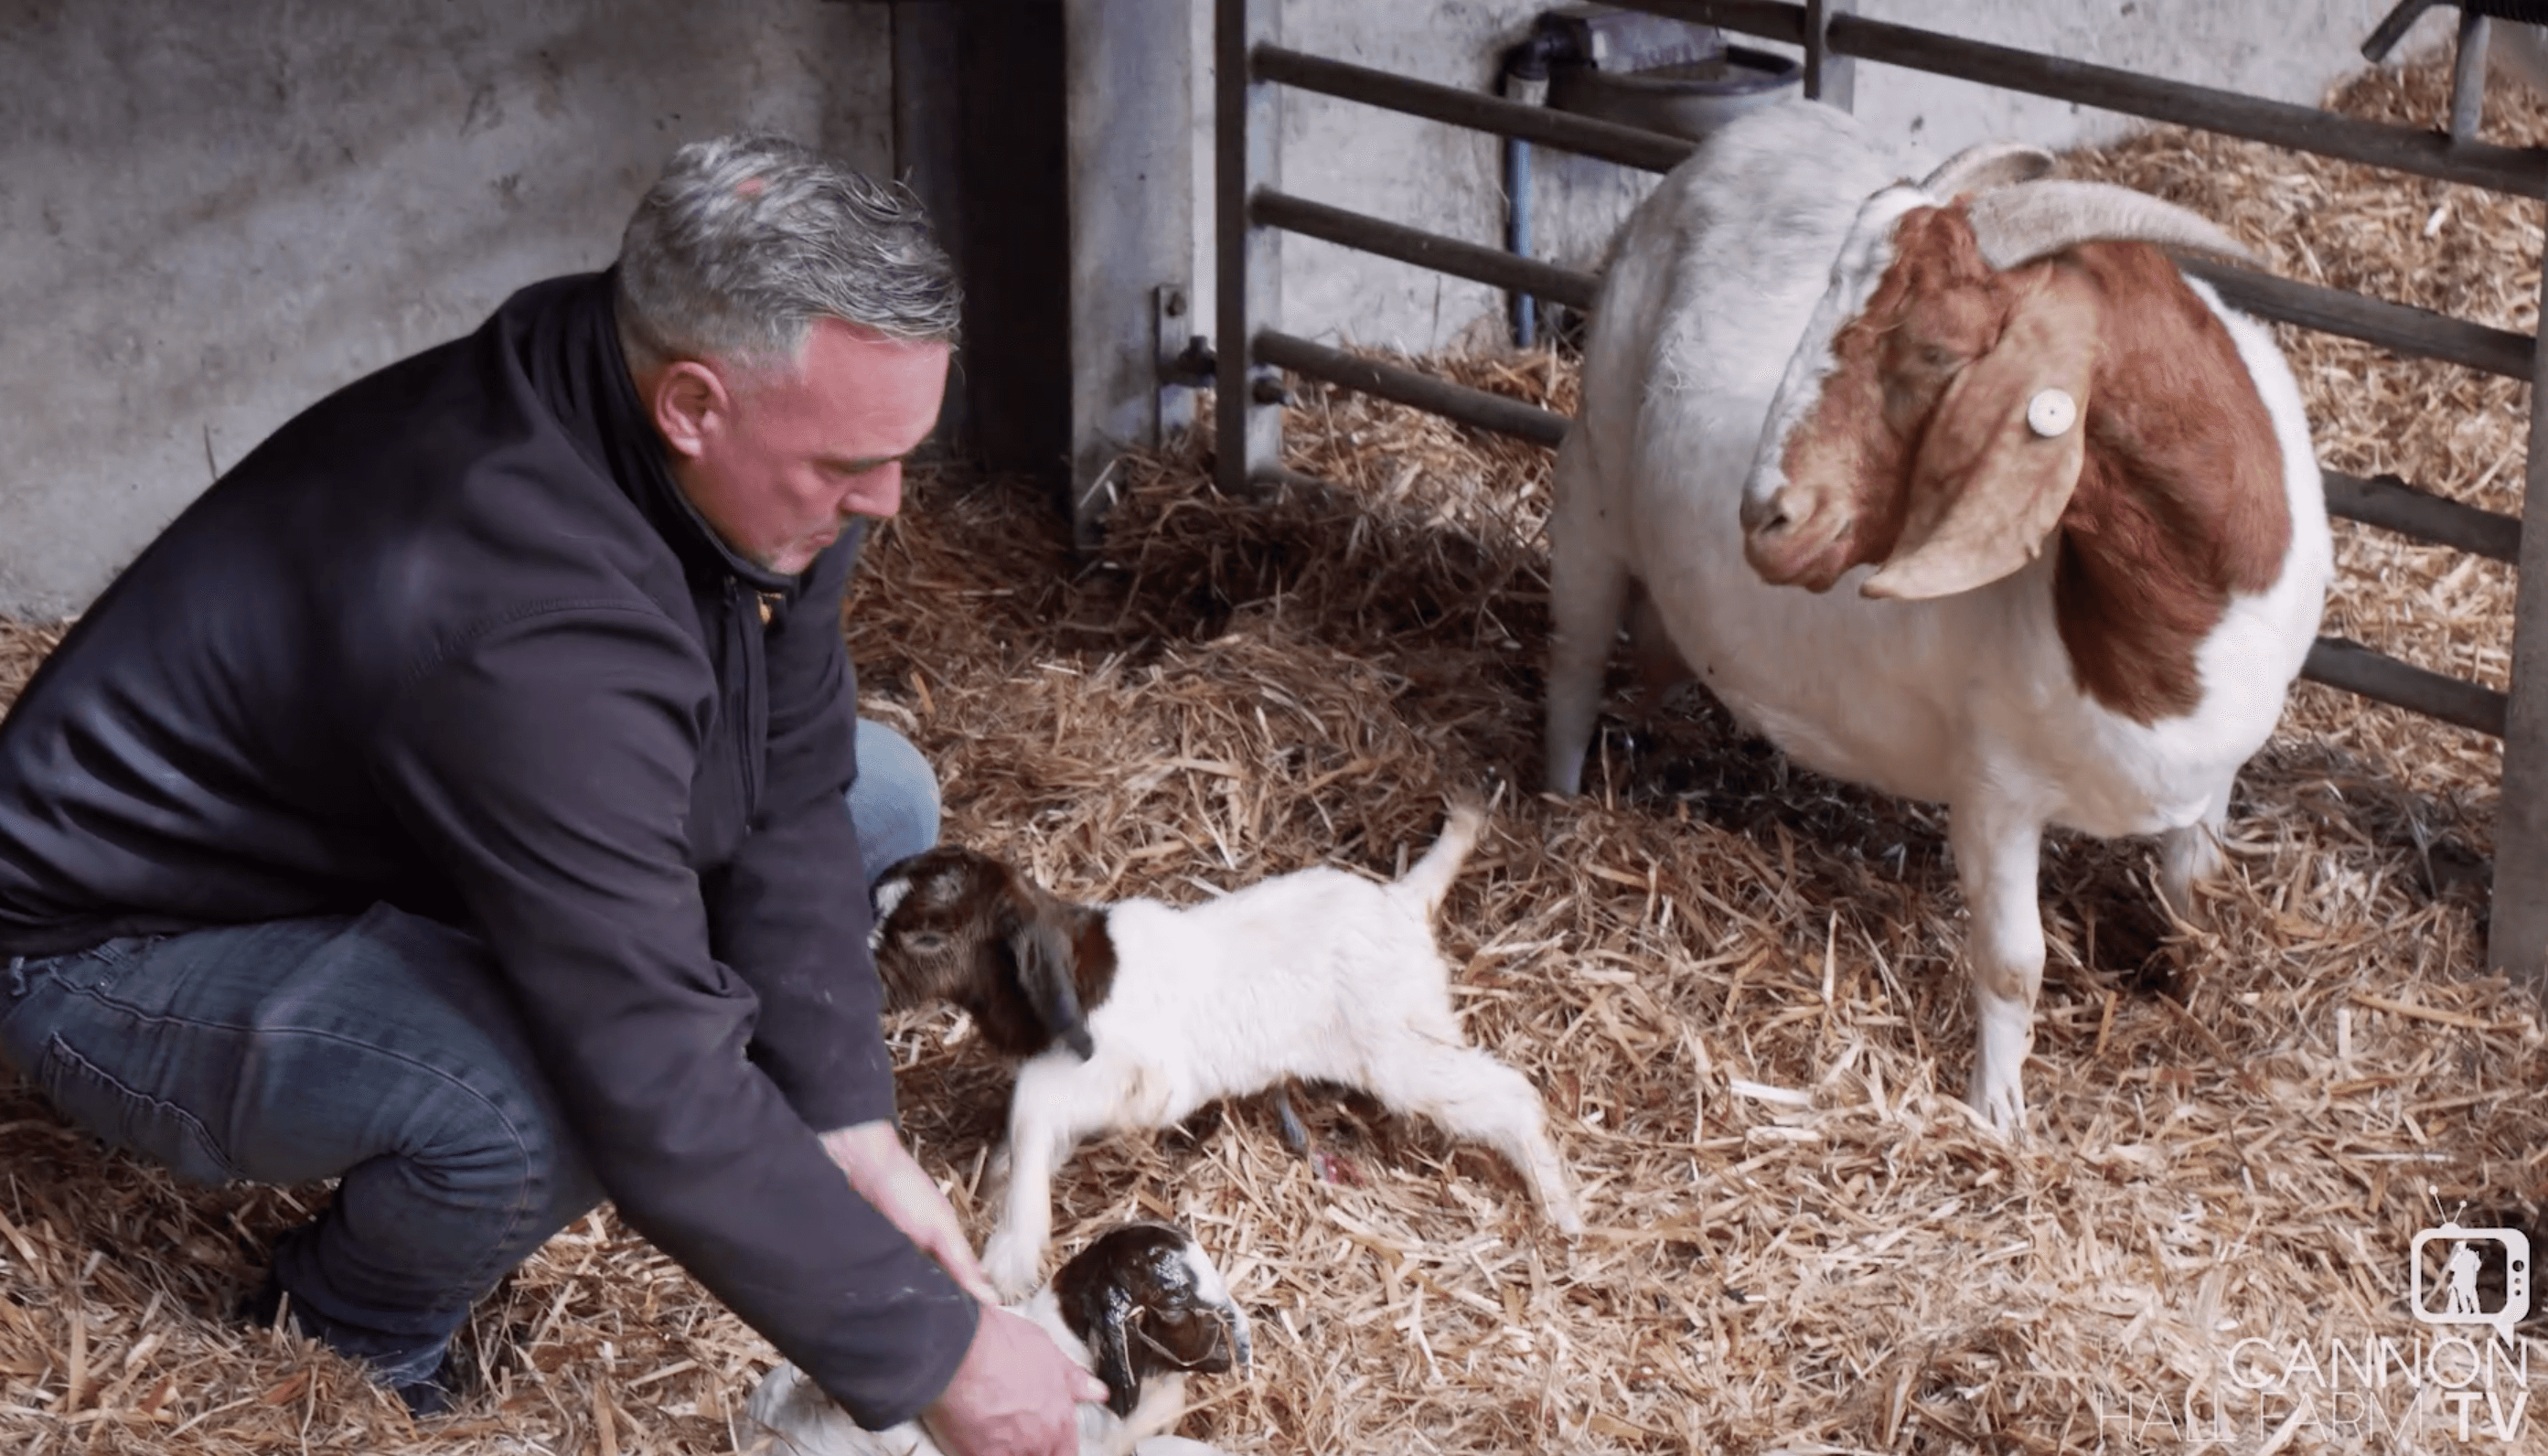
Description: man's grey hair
xmin=616 ymin=133 xmax=960 ymax=376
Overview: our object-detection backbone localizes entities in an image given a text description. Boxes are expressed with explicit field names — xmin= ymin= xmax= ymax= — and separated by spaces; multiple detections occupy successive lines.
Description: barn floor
xmin=6 ymin=53 xmax=2548 ymax=1456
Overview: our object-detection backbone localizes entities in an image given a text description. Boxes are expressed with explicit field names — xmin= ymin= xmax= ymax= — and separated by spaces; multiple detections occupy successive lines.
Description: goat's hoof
xmin=1551 ymin=1185 xmax=1587 ymax=1236
xmin=981 ymin=1233 xmax=1041 ymax=1301
xmin=2157 ymin=879 xmax=2215 ymax=933
xmin=1965 ymin=1079 xmax=2029 ymax=1141
xmin=1269 ymin=1088 xmax=1311 ymax=1157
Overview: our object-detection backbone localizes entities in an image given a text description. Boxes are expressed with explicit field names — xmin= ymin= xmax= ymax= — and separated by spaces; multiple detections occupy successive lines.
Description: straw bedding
xmin=5 ymin=52 xmax=2548 ymax=1456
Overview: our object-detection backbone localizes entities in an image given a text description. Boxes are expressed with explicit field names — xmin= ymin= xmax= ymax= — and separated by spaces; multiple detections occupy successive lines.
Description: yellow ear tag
xmin=2025 ymin=388 xmax=2077 ymax=438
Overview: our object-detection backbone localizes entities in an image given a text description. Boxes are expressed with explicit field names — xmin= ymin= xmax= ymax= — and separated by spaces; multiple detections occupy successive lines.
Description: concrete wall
xmin=1226 ymin=0 xmax=2463 ymax=357
xmin=0 ymin=0 xmax=893 ymax=617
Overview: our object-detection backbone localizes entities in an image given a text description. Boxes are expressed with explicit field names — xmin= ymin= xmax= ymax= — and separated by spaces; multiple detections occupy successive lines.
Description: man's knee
xmin=849 ymin=717 xmax=940 ymax=880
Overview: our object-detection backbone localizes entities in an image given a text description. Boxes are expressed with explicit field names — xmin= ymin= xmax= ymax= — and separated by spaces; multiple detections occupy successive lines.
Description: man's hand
xmin=920 ymin=1304 xmax=1111 ymax=1456
xmin=818 ymin=1119 xmax=998 ymax=1303
xmin=819 ymin=1121 xmax=1105 ymax=1455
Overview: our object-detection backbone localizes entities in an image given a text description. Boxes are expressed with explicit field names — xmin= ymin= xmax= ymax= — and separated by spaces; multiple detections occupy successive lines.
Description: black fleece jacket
xmin=0 ymin=273 xmax=977 ymax=1426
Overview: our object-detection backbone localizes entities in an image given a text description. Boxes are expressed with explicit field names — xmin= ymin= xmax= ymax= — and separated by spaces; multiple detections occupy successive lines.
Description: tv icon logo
xmin=2413 ymin=1222 xmax=2530 ymax=1346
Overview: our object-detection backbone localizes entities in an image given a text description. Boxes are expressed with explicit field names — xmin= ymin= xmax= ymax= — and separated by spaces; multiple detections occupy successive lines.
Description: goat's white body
xmin=1546 ymin=100 xmax=2331 ymax=1131
xmin=744 ymin=1290 xmax=1204 ymax=1456
xmin=983 ymin=813 xmax=1580 ymax=1294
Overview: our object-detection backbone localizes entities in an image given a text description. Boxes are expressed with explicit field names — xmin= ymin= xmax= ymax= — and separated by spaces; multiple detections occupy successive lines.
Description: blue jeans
xmin=0 ymin=719 xmax=937 ymax=1386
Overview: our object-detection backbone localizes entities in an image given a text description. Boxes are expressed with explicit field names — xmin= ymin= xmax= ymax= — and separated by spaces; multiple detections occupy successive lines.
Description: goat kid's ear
xmin=1007 ymin=918 xmax=1096 ymax=1060
xmin=1865 ymin=266 xmax=2098 ymax=601
xmin=1086 ymin=1298 xmax=1144 ymax=1419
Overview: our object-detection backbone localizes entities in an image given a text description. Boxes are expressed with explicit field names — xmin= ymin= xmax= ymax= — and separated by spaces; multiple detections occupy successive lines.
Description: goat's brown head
xmin=1051 ymin=1221 xmax=1252 ymax=1418
xmin=868 ymin=845 xmax=1112 ymax=1060
xmin=1740 ymin=175 xmax=2257 ymax=603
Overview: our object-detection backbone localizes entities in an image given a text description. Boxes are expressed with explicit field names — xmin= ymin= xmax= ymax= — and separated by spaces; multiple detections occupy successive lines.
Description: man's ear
xmin=646 ymin=359 xmax=731 ymax=463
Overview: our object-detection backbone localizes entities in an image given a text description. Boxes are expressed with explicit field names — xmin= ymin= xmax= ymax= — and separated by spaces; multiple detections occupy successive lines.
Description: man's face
xmin=658 ymin=317 xmax=952 ymax=577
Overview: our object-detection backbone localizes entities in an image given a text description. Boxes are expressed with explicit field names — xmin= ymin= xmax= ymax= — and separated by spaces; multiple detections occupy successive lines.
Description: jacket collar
xmin=515 ymin=270 xmax=799 ymax=599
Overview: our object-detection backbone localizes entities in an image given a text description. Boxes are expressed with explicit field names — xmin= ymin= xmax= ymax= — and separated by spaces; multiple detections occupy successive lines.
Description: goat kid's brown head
xmin=868 ymin=845 xmax=1097 ymax=1060
xmin=1740 ymin=177 xmax=2254 ymax=601
xmin=1053 ymin=1221 xmax=1252 ymax=1418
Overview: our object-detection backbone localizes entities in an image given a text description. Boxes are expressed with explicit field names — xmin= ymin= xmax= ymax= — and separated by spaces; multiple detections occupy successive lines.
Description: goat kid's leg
xmin=1952 ymin=804 xmax=2048 ymax=1139
xmin=1543 ymin=444 xmax=1630 ymax=798
xmin=1370 ymin=1044 xmax=1583 ymax=1234
xmin=982 ymin=1064 xmax=1119 ymax=1298
xmin=1117 ymin=1370 xmax=1191 ymax=1451
xmin=2157 ymin=782 xmax=2233 ymax=927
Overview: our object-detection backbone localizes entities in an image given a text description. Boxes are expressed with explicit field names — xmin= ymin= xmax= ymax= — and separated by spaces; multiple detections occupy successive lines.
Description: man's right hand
xmin=918 ymin=1303 xmax=1110 ymax=1456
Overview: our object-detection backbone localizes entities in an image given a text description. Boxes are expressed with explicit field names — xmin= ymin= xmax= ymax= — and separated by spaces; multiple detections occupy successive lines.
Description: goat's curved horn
xmin=1964 ymin=179 xmax=2255 ymax=272
xmin=1918 ymin=141 xmax=2057 ymax=200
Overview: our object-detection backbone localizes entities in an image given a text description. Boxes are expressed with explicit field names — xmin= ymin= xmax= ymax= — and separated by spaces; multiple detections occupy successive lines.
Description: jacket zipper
xmin=734 ymin=583 xmax=768 ymax=816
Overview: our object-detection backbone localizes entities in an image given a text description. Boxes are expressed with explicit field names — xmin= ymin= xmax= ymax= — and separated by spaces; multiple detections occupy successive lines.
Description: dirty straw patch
xmin=6 ymin=53 xmax=2548 ymax=1456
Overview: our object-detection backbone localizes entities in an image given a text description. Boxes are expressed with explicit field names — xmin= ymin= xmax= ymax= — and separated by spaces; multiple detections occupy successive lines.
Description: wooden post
xmin=1215 ymin=0 xmax=1283 ymax=495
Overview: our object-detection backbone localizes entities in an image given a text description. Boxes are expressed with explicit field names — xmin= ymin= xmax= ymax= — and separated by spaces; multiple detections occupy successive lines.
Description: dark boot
xmin=236 ymin=1269 xmax=466 ymax=1416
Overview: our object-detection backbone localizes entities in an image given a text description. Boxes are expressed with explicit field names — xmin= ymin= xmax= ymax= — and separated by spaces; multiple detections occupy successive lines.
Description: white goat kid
xmin=1544 ymin=100 xmax=2332 ymax=1135
xmin=744 ymin=1221 xmax=1249 ymax=1456
xmin=869 ymin=806 xmax=1583 ymax=1297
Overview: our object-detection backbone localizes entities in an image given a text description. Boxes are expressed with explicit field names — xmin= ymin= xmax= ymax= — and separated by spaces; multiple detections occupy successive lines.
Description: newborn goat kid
xmin=746 ymin=1220 xmax=1249 ymax=1456
xmin=871 ymin=806 xmax=1582 ymax=1296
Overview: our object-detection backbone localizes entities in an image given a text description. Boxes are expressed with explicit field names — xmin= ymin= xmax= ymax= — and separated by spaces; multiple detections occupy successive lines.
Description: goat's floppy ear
xmin=1083 ymin=1292 xmax=1144 ymax=1419
xmin=1007 ymin=917 xmax=1096 ymax=1060
xmin=1865 ymin=267 xmax=2099 ymax=601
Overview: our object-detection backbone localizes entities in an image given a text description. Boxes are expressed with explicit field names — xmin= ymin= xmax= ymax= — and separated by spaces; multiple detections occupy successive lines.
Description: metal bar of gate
xmin=1251 ymin=48 xmax=1694 ymax=174
xmin=1256 ymin=331 xmax=1570 ymax=447
xmin=1250 ymin=45 xmax=2538 ymax=382
xmin=2303 ymin=638 xmax=2507 ymax=737
xmin=1619 ymin=1 xmax=2548 ymax=198
xmin=1250 ymin=191 xmax=1600 ymax=312
xmin=2181 ymin=260 xmax=2534 ymax=382
xmin=2323 ymin=470 xmax=2521 ymax=565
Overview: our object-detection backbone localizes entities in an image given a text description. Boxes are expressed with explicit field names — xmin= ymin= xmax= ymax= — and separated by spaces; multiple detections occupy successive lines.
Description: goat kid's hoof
xmin=981 ymin=1233 xmax=1041 ymax=1301
xmin=1546 ymin=1196 xmax=1587 ymax=1238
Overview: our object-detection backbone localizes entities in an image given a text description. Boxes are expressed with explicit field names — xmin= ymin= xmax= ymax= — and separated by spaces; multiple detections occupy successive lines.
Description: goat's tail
xmin=1393 ymin=802 xmax=1486 ymax=916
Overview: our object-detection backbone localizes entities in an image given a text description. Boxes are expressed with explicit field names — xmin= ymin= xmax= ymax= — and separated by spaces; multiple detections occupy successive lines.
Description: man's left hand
xmin=819 ymin=1120 xmax=999 ymax=1304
